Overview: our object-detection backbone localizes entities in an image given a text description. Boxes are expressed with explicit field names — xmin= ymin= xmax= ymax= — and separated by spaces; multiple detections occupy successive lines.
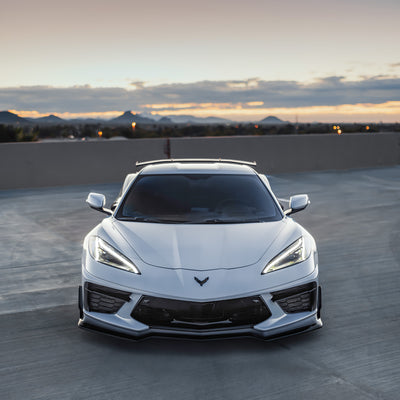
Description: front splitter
xmin=78 ymin=316 xmax=322 ymax=342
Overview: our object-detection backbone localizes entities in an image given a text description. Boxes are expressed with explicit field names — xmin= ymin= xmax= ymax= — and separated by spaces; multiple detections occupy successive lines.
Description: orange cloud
xmin=149 ymin=101 xmax=400 ymax=122
xmin=9 ymin=110 xmax=124 ymax=119
xmin=9 ymin=101 xmax=400 ymax=123
xmin=246 ymin=101 xmax=264 ymax=107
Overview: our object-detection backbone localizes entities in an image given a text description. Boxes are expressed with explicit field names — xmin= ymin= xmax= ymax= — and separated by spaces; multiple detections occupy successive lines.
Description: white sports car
xmin=78 ymin=159 xmax=322 ymax=340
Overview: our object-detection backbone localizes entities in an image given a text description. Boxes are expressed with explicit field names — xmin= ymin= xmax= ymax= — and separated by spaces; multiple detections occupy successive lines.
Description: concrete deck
xmin=0 ymin=167 xmax=399 ymax=399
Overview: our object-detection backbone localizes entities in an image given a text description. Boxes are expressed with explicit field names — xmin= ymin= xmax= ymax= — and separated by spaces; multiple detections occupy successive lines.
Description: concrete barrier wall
xmin=0 ymin=139 xmax=166 ymax=189
xmin=171 ymin=133 xmax=400 ymax=174
xmin=0 ymin=133 xmax=399 ymax=189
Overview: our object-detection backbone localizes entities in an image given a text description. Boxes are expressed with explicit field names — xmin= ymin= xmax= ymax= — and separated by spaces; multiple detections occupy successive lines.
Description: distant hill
xmin=158 ymin=116 xmax=174 ymax=124
xmin=2 ymin=110 xmax=294 ymax=127
xmin=166 ymin=115 xmax=231 ymax=124
xmin=109 ymin=111 xmax=156 ymax=125
xmin=259 ymin=116 xmax=288 ymax=125
xmin=0 ymin=110 xmax=232 ymax=126
xmin=29 ymin=114 xmax=65 ymax=124
xmin=0 ymin=111 xmax=29 ymax=124
xmin=201 ymin=116 xmax=231 ymax=124
xmin=1 ymin=111 xmax=69 ymax=125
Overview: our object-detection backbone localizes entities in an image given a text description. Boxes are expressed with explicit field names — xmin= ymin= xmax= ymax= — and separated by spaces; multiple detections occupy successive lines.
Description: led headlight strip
xmin=262 ymin=237 xmax=309 ymax=274
xmin=88 ymin=236 xmax=141 ymax=274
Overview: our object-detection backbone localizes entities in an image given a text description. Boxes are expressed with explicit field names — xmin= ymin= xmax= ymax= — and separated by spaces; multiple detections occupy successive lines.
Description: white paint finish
xmin=83 ymin=254 xmax=317 ymax=301
xmin=113 ymin=220 xmax=287 ymax=269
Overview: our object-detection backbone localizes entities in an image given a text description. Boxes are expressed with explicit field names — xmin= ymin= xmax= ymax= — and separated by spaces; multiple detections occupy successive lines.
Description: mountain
xmin=157 ymin=116 xmax=174 ymax=124
xmin=109 ymin=111 xmax=156 ymax=125
xmin=0 ymin=111 xmax=29 ymax=124
xmin=30 ymin=114 xmax=65 ymax=124
xmin=259 ymin=116 xmax=288 ymax=125
xmin=165 ymin=115 xmax=231 ymax=124
xmin=1 ymin=111 xmax=68 ymax=125
xmin=201 ymin=116 xmax=231 ymax=124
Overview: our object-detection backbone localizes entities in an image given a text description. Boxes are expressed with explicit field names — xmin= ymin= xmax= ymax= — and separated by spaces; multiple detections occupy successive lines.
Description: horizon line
xmin=3 ymin=106 xmax=400 ymax=124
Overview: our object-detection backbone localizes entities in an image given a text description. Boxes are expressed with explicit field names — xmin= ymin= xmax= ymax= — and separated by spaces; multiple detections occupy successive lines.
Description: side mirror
xmin=86 ymin=193 xmax=112 ymax=215
xmin=284 ymin=194 xmax=310 ymax=215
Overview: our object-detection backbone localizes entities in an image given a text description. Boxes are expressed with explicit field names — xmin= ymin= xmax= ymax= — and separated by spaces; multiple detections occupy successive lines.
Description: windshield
xmin=116 ymin=174 xmax=282 ymax=223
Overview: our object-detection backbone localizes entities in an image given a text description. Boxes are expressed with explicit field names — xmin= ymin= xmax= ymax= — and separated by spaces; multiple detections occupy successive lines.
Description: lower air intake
xmin=85 ymin=282 xmax=131 ymax=314
xmin=132 ymin=295 xmax=271 ymax=330
xmin=271 ymin=282 xmax=317 ymax=313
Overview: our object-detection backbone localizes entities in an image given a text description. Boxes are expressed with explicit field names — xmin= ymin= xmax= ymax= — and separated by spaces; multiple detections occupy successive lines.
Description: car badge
xmin=194 ymin=276 xmax=209 ymax=286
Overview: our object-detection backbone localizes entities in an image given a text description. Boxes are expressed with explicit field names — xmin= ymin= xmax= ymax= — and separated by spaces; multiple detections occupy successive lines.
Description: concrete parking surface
xmin=0 ymin=166 xmax=399 ymax=400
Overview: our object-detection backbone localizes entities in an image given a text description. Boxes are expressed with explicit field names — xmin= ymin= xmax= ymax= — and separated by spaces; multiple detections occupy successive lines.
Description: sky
xmin=1 ymin=0 xmax=399 ymax=122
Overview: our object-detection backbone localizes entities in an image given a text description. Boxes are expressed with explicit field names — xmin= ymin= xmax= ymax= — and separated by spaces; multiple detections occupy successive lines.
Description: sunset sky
xmin=1 ymin=0 xmax=399 ymax=122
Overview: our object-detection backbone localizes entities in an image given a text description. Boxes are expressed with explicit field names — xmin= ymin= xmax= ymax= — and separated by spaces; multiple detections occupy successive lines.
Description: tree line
xmin=1 ymin=122 xmax=398 ymax=143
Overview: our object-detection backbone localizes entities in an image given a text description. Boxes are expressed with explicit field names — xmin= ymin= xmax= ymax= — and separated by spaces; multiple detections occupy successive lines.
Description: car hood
xmin=107 ymin=218 xmax=296 ymax=270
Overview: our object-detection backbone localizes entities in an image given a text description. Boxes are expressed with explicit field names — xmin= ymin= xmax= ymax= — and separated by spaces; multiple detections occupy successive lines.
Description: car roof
xmin=139 ymin=162 xmax=257 ymax=175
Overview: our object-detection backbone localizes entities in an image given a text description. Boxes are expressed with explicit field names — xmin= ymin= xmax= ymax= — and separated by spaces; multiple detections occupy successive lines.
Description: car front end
xmin=78 ymin=160 xmax=322 ymax=340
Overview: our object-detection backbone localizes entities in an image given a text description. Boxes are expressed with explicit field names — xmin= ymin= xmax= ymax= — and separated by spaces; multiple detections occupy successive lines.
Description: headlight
xmin=88 ymin=236 xmax=141 ymax=274
xmin=262 ymin=237 xmax=309 ymax=274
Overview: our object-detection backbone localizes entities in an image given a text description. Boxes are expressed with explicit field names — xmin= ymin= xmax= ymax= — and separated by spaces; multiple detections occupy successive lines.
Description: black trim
xmin=317 ymin=286 xmax=322 ymax=319
xmin=271 ymin=282 xmax=317 ymax=301
xmin=78 ymin=286 xmax=83 ymax=319
xmin=78 ymin=318 xmax=322 ymax=342
xmin=85 ymin=282 xmax=131 ymax=302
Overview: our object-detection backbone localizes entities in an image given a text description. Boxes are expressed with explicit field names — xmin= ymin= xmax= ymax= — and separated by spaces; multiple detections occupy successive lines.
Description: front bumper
xmin=78 ymin=280 xmax=322 ymax=341
xmin=79 ymin=315 xmax=322 ymax=341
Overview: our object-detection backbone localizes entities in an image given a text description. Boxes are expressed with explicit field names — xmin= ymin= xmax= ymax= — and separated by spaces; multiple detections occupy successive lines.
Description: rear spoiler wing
xmin=136 ymin=158 xmax=257 ymax=168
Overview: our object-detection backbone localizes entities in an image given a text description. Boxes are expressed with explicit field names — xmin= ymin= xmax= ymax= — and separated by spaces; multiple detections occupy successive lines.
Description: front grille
xmin=271 ymin=282 xmax=317 ymax=313
xmin=132 ymin=295 xmax=271 ymax=330
xmin=85 ymin=282 xmax=131 ymax=314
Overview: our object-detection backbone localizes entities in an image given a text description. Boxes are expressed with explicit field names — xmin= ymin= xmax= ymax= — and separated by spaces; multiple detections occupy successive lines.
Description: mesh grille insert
xmin=271 ymin=282 xmax=317 ymax=313
xmin=85 ymin=282 xmax=131 ymax=314
xmin=132 ymin=295 xmax=271 ymax=330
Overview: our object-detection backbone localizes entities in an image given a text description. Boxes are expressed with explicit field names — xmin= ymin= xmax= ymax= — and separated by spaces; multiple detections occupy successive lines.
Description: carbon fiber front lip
xmin=78 ymin=315 xmax=322 ymax=341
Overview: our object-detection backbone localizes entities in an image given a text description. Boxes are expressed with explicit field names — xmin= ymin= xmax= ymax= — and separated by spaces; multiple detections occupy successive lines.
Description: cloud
xmin=129 ymin=81 xmax=146 ymax=89
xmin=1 ymin=76 xmax=400 ymax=114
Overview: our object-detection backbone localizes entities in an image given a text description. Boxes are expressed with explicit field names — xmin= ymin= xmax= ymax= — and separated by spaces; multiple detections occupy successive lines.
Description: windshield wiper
xmin=194 ymin=218 xmax=245 ymax=224
xmin=118 ymin=216 xmax=269 ymax=224
xmin=118 ymin=216 xmax=157 ymax=222
xmin=193 ymin=217 xmax=268 ymax=224
xmin=118 ymin=216 xmax=189 ymax=223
